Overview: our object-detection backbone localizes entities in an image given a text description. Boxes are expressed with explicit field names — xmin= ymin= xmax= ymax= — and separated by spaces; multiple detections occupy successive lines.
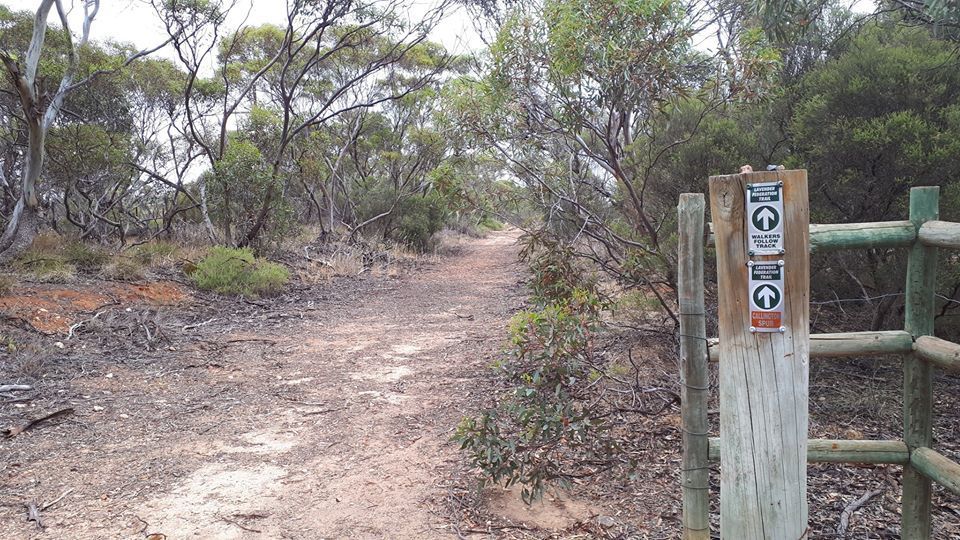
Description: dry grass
xmin=7 ymin=348 xmax=47 ymax=380
xmin=0 ymin=275 xmax=13 ymax=296
xmin=430 ymin=229 xmax=472 ymax=256
xmin=102 ymin=256 xmax=146 ymax=281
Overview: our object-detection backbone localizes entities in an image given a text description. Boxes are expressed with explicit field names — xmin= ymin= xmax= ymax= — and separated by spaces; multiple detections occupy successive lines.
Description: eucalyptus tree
xmin=0 ymin=0 xmax=172 ymax=259
xmin=450 ymin=0 xmax=777 ymax=315
xmin=155 ymin=0 xmax=452 ymax=247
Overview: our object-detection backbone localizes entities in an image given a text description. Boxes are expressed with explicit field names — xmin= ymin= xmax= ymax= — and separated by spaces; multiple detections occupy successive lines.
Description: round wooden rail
xmin=911 ymin=447 xmax=960 ymax=497
xmin=707 ymin=330 xmax=913 ymax=362
xmin=914 ymin=335 xmax=960 ymax=372
xmin=918 ymin=220 xmax=960 ymax=249
xmin=707 ymin=438 xmax=910 ymax=464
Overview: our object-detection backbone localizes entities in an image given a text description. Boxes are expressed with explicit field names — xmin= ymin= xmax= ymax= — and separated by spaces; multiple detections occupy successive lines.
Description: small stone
xmin=597 ymin=516 xmax=616 ymax=528
xmin=54 ymin=342 xmax=65 ymax=349
xmin=105 ymin=373 xmax=114 ymax=379
xmin=93 ymin=406 xmax=104 ymax=412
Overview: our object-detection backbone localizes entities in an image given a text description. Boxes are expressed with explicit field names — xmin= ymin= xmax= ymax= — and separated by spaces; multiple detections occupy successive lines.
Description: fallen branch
xmin=182 ymin=317 xmax=217 ymax=331
xmin=5 ymin=408 xmax=75 ymax=438
xmin=41 ymin=488 xmax=74 ymax=511
xmin=303 ymin=246 xmax=333 ymax=267
xmin=0 ymin=384 xmax=31 ymax=393
xmin=837 ymin=489 xmax=882 ymax=537
xmin=302 ymin=407 xmax=347 ymax=416
xmin=219 ymin=516 xmax=262 ymax=533
xmin=227 ymin=338 xmax=277 ymax=345
xmin=67 ymin=310 xmax=110 ymax=340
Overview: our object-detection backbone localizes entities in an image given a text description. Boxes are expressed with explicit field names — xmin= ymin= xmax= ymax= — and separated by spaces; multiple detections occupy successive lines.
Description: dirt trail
xmin=4 ymin=230 xmax=582 ymax=539
xmin=143 ymin=231 xmax=524 ymax=539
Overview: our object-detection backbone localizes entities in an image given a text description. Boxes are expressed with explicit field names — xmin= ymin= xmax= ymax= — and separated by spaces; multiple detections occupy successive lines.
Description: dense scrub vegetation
xmin=2 ymin=0 xmax=960 ymax=506
xmin=449 ymin=0 xmax=960 ymax=500
xmin=0 ymin=0 xmax=509 ymax=271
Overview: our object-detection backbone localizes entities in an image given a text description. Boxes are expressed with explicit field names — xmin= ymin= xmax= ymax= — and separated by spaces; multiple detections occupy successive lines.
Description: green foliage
xmin=131 ymin=241 xmax=179 ymax=266
xmin=12 ymin=235 xmax=106 ymax=280
xmin=789 ymin=23 xmax=960 ymax=223
xmin=395 ymin=193 xmax=448 ymax=252
xmin=192 ymin=247 xmax=289 ymax=297
xmin=14 ymin=253 xmax=77 ymax=283
xmin=62 ymin=242 xmax=110 ymax=271
xmin=455 ymin=240 xmax=616 ymax=502
xmin=207 ymin=138 xmax=296 ymax=246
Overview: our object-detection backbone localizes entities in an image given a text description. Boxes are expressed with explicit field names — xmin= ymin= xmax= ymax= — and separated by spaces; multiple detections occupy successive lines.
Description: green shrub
xmin=63 ymin=241 xmax=109 ymax=271
xmin=454 ymin=241 xmax=615 ymax=503
xmin=396 ymin=193 xmax=448 ymax=252
xmin=192 ymin=246 xmax=289 ymax=297
xmin=478 ymin=216 xmax=504 ymax=232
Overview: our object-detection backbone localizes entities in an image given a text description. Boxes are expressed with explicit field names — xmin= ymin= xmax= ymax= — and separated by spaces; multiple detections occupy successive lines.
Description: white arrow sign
xmin=746 ymin=182 xmax=784 ymax=255
xmin=755 ymin=207 xmax=777 ymax=230
xmin=749 ymin=261 xmax=785 ymax=332
xmin=753 ymin=284 xmax=781 ymax=310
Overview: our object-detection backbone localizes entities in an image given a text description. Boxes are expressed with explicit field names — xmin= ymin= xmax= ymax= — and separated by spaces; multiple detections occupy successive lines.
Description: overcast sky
xmin=2 ymin=0 xmax=877 ymax=64
xmin=1 ymin=0 xmax=485 ymax=58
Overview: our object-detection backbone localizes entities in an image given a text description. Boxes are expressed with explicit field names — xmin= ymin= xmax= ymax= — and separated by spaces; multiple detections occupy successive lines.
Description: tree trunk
xmin=0 ymin=116 xmax=45 ymax=262
xmin=198 ymin=178 xmax=218 ymax=243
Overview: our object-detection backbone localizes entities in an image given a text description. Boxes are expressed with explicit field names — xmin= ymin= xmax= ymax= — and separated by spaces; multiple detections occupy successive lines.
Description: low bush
xmin=102 ymin=256 xmax=146 ymax=281
xmin=15 ymin=253 xmax=76 ymax=283
xmin=131 ymin=241 xmax=178 ymax=265
xmin=454 ymin=236 xmax=616 ymax=502
xmin=395 ymin=193 xmax=447 ymax=252
xmin=191 ymin=246 xmax=289 ymax=297
xmin=63 ymin=241 xmax=110 ymax=271
xmin=0 ymin=275 xmax=13 ymax=296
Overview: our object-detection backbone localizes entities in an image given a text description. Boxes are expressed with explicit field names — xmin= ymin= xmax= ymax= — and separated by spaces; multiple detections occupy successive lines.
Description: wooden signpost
xmin=708 ymin=170 xmax=810 ymax=538
xmin=681 ymin=182 xmax=960 ymax=538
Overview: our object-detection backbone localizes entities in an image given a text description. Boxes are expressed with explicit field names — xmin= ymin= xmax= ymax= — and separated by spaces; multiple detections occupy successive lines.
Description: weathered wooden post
xmin=901 ymin=186 xmax=939 ymax=539
xmin=708 ymin=170 xmax=810 ymax=538
xmin=678 ymin=194 xmax=709 ymax=539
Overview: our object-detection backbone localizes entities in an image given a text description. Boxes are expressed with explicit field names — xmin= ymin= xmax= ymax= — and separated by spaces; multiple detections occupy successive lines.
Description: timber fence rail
xmin=678 ymin=185 xmax=960 ymax=539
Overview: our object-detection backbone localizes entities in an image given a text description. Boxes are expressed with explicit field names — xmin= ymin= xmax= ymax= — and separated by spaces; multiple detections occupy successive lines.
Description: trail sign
xmin=747 ymin=182 xmax=784 ymax=255
xmin=748 ymin=261 xmax=785 ymax=332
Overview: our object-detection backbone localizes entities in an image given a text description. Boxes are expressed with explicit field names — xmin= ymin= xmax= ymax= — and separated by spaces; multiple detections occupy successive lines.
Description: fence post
xmin=709 ymin=170 xmax=810 ymax=538
xmin=679 ymin=193 xmax=709 ymax=539
xmin=902 ymin=186 xmax=939 ymax=539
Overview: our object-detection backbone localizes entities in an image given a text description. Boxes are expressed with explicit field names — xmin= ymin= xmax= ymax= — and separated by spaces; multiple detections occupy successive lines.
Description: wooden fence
xmin=679 ymin=184 xmax=960 ymax=539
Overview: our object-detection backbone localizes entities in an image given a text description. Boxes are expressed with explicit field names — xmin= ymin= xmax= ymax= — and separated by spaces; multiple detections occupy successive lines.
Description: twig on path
xmin=41 ymin=488 xmax=74 ymax=511
xmin=219 ymin=515 xmax=263 ymax=533
xmin=302 ymin=407 xmax=347 ymax=416
xmin=0 ymin=384 xmax=31 ymax=393
xmin=5 ymin=408 xmax=75 ymax=438
xmin=182 ymin=317 xmax=217 ymax=331
xmin=837 ymin=489 xmax=882 ymax=537
xmin=67 ymin=310 xmax=110 ymax=340
xmin=227 ymin=338 xmax=277 ymax=345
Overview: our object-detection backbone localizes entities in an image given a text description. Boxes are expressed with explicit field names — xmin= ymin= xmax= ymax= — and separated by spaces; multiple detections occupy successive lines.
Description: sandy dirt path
xmin=1 ymin=231 xmax=530 ymax=539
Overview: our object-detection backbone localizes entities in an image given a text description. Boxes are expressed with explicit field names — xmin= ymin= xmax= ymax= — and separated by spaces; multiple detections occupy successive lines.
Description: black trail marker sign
xmin=747 ymin=181 xmax=784 ymax=255
xmin=748 ymin=261 xmax=785 ymax=332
